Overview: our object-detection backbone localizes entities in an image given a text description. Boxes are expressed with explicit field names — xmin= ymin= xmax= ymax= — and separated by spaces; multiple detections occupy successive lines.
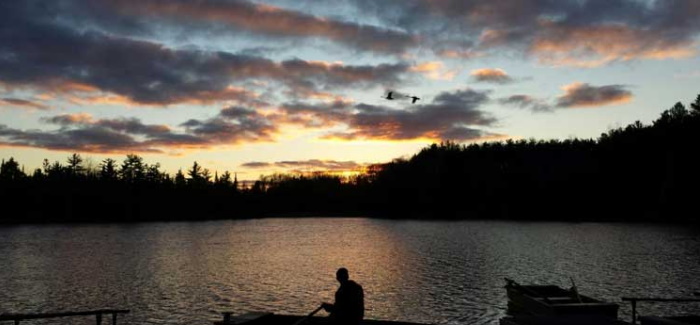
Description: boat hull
xmin=505 ymin=281 xmax=619 ymax=319
xmin=641 ymin=316 xmax=700 ymax=325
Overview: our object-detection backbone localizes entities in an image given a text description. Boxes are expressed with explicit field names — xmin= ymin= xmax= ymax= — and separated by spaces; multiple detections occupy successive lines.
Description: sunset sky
xmin=1 ymin=0 xmax=699 ymax=180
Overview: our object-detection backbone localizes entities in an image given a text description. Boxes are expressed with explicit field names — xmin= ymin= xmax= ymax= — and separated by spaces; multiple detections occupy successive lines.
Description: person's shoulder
xmin=348 ymin=280 xmax=363 ymax=289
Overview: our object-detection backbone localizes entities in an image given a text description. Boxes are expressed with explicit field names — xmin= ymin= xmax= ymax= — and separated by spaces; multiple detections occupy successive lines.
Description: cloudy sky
xmin=1 ymin=0 xmax=699 ymax=179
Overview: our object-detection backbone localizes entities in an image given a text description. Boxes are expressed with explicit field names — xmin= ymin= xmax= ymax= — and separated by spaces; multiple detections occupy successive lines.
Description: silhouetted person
xmin=322 ymin=268 xmax=364 ymax=325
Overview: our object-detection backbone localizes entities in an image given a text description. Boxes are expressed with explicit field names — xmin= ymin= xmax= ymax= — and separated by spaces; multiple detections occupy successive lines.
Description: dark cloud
xmin=4 ymin=0 xmax=699 ymax=76
xmin=0 ymin=105 xmax=276 ymax=153
xmin=42 ymin=114 xmax=174 ymax=136
xmin=556 ymin=83 xmax=632 ymax=108
xmin=96 ymin=118 xmax=171 ymax=136
xmin=0 ymin=123 xmax=151 ymax=153
xmin=0 ymin=2 xmax=410 ymax=106
xmin=42 ymin=114 xmax=173 ymax=137
xmin=0 ymin=98 xmax=49 ymax=110
xmin=220 ymin=106 xmax=258 ymax=119
xmin=105 ymin=0 xmax=417 ymax=54
xmin=439 ymin=126 xmax=488 ymax=140
xmin=3 ymin=0 xmax=416 ymax=55
xmin=280 ymin=89 xmax=499 ymax=141
xmin=1 ymin=87 xmax=500 ymax=151
xmin=499 ymin=95 xmax=553 ymax=112
xmin=180 ymin=106 xmax=276 ymax=143
xmin=180 ymin=117 xmax=274 ymax=143
xmin=500 ymin=84 xmax=631 ymax=111
xmin=240 ymin=162 xmax=271 ymax=168
xmin=0 ymin=19 xmax=253 ymax=105
xmin=347 ymin=0 xmax=700 ymax=66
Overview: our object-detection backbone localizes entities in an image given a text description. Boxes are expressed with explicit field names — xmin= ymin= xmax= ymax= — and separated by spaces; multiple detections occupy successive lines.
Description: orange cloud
xmin=470 ymin=68 xmax=513 ymax=84
xmin=241 ymin=159 xmax=369 ymax=174
xmin=0 ymin=98 xmax=49 ymax=110
xmin=52 ymin=81 xmax=101 ymax=93
xmin=437 ymin=49 xmax=484 ymax=59
xmin=308 ymin=93 xmax=351 ymax=102
xmin=410 ymin=61 xmax=457 ymax=80
xmin=531 ymin=21 xmax=696 ymax=67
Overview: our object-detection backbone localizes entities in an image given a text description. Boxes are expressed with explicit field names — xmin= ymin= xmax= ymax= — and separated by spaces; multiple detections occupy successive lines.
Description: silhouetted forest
xmin=2 ymin=94 xmax=699 ymax=224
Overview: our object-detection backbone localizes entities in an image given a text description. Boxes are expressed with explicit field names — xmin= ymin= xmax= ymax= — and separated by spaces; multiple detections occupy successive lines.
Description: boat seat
xmin=545 ymin=297 xmax=579 ymax=303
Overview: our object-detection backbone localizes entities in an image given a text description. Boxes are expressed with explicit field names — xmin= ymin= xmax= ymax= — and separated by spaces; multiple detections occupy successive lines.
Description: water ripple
xmin=1 ymin=219 xmax=699 ymax=325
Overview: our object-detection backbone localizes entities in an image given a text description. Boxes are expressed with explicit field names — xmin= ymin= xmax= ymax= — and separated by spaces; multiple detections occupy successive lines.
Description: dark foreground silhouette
xmin=1 ymin=94 xmax=700 ymax=224
xmin=322 ymin=268 xmax=364 ymax=325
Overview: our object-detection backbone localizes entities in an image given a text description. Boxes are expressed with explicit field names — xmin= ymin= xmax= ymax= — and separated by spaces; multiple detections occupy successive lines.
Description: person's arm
xmin=321 ymin=302 xmax=335 ymax=313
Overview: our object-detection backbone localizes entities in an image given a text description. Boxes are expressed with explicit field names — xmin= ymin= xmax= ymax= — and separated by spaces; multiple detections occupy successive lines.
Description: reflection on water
xmin=1 ymin=219 xmax=699 ymax=325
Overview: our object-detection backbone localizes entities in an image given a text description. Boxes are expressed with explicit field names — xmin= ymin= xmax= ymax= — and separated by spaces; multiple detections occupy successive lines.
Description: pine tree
xmin=690 ymin=93 xmax=700 ymax=116
xmin=120 ymin=154 xmax=145 ymax=183
xmin=100 ymin=158 xmax=118 ymax=180
xmin=188 ymin=161 xmax=203 ymax=185
xmin=66 ymin=153 xmax=84 ymax=177
xmin=0 ymin=157 xmax=24 ymax=181
xmin=174 ymin=169 xmax=186 ymax=187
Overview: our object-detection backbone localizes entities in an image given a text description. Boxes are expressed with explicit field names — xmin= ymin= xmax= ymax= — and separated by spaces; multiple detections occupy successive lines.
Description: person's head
xmin=336 ymin=267 xmax=349 ymax=284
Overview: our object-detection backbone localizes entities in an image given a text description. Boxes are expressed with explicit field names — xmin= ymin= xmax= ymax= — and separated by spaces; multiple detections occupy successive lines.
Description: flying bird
xmin=382 ymin=90 xmax=417 ymax=103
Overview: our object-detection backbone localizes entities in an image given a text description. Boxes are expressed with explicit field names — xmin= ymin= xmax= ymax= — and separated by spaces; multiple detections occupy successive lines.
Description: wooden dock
xmin=0 ymin=309 xmax=130 ymax=325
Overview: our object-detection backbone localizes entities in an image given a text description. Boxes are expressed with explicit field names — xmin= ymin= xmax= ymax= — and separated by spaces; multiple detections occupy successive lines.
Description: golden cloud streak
xmin=410 ymin=61 xmax=457 ymax=80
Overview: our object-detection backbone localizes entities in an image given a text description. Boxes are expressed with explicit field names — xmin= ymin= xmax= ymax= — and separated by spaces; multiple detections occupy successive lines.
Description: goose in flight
xmin=410 ymin=96 xmax=420 ymax=104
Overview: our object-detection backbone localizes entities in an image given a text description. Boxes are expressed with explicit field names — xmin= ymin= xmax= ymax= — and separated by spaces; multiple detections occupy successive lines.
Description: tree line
xmin=2 ymin=94 xmax=699 ymax=223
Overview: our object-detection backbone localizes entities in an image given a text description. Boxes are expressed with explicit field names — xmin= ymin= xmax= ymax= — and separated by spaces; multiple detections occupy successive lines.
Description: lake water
xmin=1 ymin=219 xmax=699 ymax=325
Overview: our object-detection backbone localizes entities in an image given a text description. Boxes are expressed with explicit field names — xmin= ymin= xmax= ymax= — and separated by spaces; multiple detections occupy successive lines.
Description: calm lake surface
xmin=1 ymin=219 xmax=699 ymax=325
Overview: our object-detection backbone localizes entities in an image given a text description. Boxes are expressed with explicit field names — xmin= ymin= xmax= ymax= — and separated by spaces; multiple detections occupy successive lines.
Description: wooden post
xmin=223 ymin=312 xmax=232 ymax=324
xmin=631 ymin=300 xmax=637 ymax=325
xmin=0 ymin=309 xmax=129 ymax=324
